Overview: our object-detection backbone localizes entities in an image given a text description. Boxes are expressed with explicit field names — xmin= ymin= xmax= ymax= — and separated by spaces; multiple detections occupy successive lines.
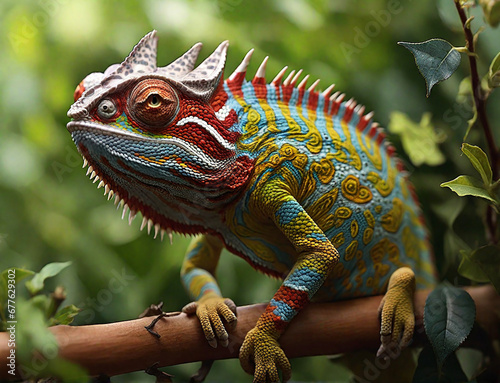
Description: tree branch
xmin=1 ymin=286 xmax=498 ymax=380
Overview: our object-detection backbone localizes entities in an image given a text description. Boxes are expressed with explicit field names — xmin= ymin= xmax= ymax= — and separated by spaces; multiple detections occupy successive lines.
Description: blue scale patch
xmin=270 ymin=299 xmax=297 ymax=322
xmin=183 ymin=269 xmax=222 ymax=299
xmin=276 ymin=200 xmax=302 ymax=226
xmin=284 ymin=267 xmax=324 ymax=297
xmin=306 ymin=232 xmax=328 ymax=242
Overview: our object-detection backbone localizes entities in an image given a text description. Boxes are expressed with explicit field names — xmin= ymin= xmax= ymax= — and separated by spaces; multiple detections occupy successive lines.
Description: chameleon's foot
xmin=377 ymin=267 xmax=416 ymax=357
xmin=182 ymin=296 xmax=237 ymax=348
xmin=239 ymin=327 xmax=291 ymax=383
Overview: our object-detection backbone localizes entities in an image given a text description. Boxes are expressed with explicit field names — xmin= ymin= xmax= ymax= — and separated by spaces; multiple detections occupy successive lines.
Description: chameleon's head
xmin=67 ymin=31 xmax=252 ymax=237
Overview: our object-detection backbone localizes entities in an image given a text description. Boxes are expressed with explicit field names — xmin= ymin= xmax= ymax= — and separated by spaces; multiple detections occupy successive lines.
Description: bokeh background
xmin=1 ymin=0 xmax=499 ymax=381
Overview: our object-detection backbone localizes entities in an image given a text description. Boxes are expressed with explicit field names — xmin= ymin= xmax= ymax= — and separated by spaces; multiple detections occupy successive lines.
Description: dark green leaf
xmin=399 ymin=39 xmax=461 ymax=97
xmin=461 ymin=143 xmax=492 ymax=185
xmin=440 ymin=175 xmax=496 ymax=203
xmin=424 ymin=286 xmax=476 ymax=366
xmin=413 ymin=345 xmax=440 ymax=383
xmin=441 ymin=350 xmax=471 ymax=382
xmin=413 ymin=345 xmax=469 ymax=383
xmin=25 ymin=261 xmax=71 ymax=295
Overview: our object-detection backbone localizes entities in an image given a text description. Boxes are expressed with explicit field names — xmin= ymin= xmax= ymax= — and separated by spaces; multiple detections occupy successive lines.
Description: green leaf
xmin=424 ymin=286 xmax=476 ymax=367
xmin=25 ymin=261 xmax=71 ymax=295
xmin=458 ymin=250 xmax=490 ymax=283
xmin=16 ymin=298 xmax=88 ymax=381
xmin=388 ymin=111 xmax=445 ymax=166
xmin=16 ymin=297 xmax=58 ymax=362
xmin=398 ymin=39 xmax=461 ymax=97
xmin=488 ymin=52 xmax=500 ymax=88
xmin=461 ymin=143 xmax=493 ymax=185
xmin=31 ymin=294 xmax=51 ymax=316
xmin=466 ymin=245 xmax=500 ymax=293
xmin=49 ymin=304 xmax=81 ymax=326
xmin=440 ymin=175 xmax=496 ymax=203
xmin=480 ymin=0 xmax=500 ymax=27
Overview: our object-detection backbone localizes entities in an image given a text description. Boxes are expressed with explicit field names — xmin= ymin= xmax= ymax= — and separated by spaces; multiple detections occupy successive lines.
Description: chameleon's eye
xmin=129 ymin=79 xmax=179 ymax=128
xmin=97 ymin=99 xmax=117 ymax=119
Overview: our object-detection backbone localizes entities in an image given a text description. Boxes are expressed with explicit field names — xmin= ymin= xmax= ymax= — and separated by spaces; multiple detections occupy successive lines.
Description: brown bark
xmin=1 ymin=286 xmax=498 ymax=380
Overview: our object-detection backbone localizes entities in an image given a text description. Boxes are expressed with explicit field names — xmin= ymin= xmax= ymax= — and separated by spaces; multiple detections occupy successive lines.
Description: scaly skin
xmin=67 ymin=31 xmax=436 ymax=382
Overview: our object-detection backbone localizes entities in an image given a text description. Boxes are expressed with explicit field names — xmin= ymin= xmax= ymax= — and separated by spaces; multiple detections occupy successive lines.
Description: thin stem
xmin=454 ymin=1 xmax=498 ymax=175
xmin=454 ymin=0 xmax=498 ymax=243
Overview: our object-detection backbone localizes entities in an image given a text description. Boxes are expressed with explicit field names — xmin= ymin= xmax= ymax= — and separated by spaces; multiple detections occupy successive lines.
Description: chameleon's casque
xmin=68 ymin=31 xmax=436 ymax=382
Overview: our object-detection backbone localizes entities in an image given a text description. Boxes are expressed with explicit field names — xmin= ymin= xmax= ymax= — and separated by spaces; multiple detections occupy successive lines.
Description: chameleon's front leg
xmin=239 ymin=181 xmax=340 ymax=382
xmin=377 ymin=267 xmax=416 ymax=356
xmin=181 ymin=234 xmax=237 ymax=348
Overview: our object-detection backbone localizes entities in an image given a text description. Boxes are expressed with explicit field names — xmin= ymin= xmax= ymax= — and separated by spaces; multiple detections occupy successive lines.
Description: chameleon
xmin=67 ymin=31 xmax=436 ymax=382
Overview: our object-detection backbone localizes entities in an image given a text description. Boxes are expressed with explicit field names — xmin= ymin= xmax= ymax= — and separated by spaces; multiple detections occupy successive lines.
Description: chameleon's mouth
xmin=67 ymin=120 xmax=227 ymax=170
xmin=67 ymin=120 xmax=156 ymax=142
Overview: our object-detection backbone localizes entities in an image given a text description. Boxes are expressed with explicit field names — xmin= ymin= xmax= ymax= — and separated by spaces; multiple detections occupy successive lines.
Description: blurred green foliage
xmin=1 ymin=0 xmax=499 ymax=381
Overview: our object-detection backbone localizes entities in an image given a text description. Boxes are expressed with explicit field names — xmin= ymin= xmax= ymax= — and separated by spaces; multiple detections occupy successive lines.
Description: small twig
xmin=145 ymin=313 xmax=169 ymax=338
xmin=139 ymin=301 xmax=165 ymax=318
xmin=139 ymin=302 xmax=182 ymax=338
xmin=454 ymin=0 xmax=499 ymax=243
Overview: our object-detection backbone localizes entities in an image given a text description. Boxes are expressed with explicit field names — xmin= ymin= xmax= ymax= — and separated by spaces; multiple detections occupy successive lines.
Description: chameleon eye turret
xmin=128 ymin=79 xmax=179 ymax=128
xmin=97 ymin=99 xmax=118 ymax=120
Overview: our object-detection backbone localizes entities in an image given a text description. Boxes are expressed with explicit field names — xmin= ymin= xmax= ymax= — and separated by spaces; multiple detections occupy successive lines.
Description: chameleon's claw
xmin=182 ymin=295 xmax=237 ymax=348
xmin=240 ymin=327 xmax=291 ymax=383
xmin=377 ymin=267 xmax=416 ymax=357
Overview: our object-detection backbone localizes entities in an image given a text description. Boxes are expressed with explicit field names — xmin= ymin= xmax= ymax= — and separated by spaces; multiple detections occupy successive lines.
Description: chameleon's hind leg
xmin=377 ymin=267 xmax=416 ymax=357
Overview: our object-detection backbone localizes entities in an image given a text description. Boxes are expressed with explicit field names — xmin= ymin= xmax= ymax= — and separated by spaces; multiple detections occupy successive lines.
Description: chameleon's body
xmin=68 ymin=31 xmax=436 ymax=381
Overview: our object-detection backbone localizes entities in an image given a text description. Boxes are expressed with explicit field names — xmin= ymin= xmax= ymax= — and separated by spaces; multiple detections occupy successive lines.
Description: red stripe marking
xmin=307 ymin=91 xmax=319 ymax=112
xmin=282 ymin=85 xmax=294 ymax=104
xmin=272 ymin=285 xmax=310 ymax=311
xmin=225 ymin=74 xmax=246 ymax=98
xmin=356 ymin=116 xmax=370 ymax=131
xmin=331 ymin=100 xmax=341 ymax=116
xmin=253 ymin=82 xmax=267 ymax=99
xmin=342 ymin=105 xmax=354 ymax=123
